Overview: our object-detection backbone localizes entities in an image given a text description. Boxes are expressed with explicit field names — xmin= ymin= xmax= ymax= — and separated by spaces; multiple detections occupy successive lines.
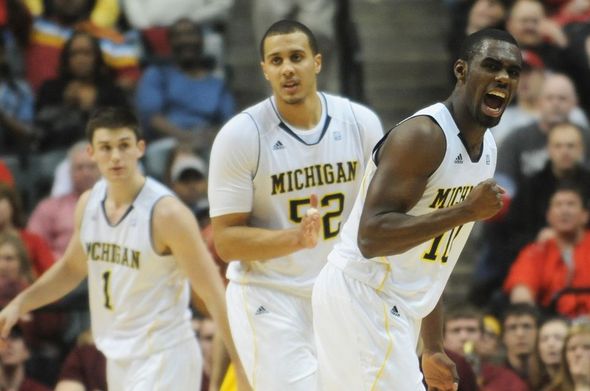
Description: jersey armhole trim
xmin=349 ymin=101 xmax=364 ymax=155
xmin=243 ymin=112 xmax=261 ymax=180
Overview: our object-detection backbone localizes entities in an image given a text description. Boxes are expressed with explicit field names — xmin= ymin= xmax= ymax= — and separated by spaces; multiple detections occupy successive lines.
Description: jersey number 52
xmin=289 ymin=193 xmax=344 ymax=239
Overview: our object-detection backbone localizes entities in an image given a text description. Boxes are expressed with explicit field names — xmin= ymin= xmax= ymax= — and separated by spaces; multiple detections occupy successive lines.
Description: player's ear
xmin=454 ymin=59 xmax=467 ymax=82
xmin=314 ymin=53 xmax=322 ymax=74
xmin=137 ymin=139 xmax=146 ymax=158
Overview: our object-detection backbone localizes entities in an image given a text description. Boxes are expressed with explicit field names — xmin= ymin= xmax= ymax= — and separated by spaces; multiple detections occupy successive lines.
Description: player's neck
xmin=276 ymin=93 xmax=322 ymax=129
xmin=445 ymin=98 xmax=486 ymax=157
xmin=106 ymin=173 xmax=146 ymax=207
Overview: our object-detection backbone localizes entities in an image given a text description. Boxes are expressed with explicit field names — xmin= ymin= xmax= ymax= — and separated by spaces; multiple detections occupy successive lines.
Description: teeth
xmin=488 ymin=91 xmax=506 ymax=99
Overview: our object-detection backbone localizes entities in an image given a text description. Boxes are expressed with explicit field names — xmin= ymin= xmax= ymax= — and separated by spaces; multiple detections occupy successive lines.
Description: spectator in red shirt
xmin=504 ymin=184 xmax=590 ymax=317
xmin=0 ymin=183 xmax=54 ymax=276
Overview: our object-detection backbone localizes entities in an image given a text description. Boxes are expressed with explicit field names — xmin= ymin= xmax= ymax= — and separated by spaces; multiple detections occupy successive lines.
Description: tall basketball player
xmin=0 ymin=107 xmax=249 ymax=390
xmin=312 ymin=28 xmax=522 ymax=391
xmin=208 ymin=20 xmax=383 ymax=390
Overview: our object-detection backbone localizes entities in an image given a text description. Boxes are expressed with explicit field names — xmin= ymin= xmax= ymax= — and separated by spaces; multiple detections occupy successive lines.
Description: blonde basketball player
xmin=312 ymin=29 xmax=522 ymax=391
xmin=209 ymin=20 xmax=383 ymax=390
xmin=0 ymin=107 xmax=249 ymax=391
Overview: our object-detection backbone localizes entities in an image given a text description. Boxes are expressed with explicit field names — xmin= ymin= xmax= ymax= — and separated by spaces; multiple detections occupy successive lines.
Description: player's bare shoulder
xmin=151 ymin=196 xmax=199 ymax=250
xmin=378 ymin=115 xmax=446 ymax=174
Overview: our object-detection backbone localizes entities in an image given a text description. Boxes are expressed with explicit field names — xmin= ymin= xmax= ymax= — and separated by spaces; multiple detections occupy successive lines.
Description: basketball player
xmin=208 ymin=20 xmax=383 ymax=390
xmin=0 ymin=107 xmax=249 ymax=390
xmin=312 ymin=29 xmax=522 ymax=391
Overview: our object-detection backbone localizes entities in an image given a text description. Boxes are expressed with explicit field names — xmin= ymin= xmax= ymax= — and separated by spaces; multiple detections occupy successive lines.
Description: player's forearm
xmin=420 ymin=299 xmax=445 ymax=354
xmin=358 ymin=204 xmax=475 ymax=258
xmin=14 ymin=258 xmax=87 ymax=315
xmin=215 ymin=225 xmax=303 ymax=262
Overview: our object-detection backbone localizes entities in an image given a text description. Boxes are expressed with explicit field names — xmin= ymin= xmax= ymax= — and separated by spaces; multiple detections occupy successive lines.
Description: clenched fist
xmin=462 ymin=179 xmax=505 ymax=221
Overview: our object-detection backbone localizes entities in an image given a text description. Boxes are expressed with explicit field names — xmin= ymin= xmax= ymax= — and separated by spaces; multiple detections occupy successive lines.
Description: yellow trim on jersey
xmin=376 ymin=261 xmax=391 ymax=292
xmin=370 ymin=302 xmax=393 ymax=390
xmin=241 ymin=285 xmax=258 ymax=389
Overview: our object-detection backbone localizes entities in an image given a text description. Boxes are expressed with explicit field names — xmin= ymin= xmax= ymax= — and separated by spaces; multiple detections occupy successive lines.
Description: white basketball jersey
xmin=330 ymin=103 xmax=497 ymax=318
xmin=80 ymin=178 xmax=194 ymax=359
xmin=218 ymin=93 xmax=380 ymax=297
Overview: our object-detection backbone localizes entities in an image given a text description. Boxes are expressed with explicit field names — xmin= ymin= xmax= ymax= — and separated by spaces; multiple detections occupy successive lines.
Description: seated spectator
xmin=0 ymin=0 xmax=32 ymax=78
xmin=166 ymin=148 xmax=208 ymax=218
xmin=496 ymin=73 xmax=590 ymax=196
xmin=506 ymin=0 xmax=569 ymax=69
xmin=443 ymin=306 xmax=530 ymax=391
xmin=548 ymin=321 xmax=590 ymax=391
xmin=504 ymin=185 xmax=590 ymax=317
xmin=35 ymin=31 xmax=128 ymax=155
xmin=0 ymin=324 xmax=51 ymax=391
xmin=25 ymin=0 xmax=141 ymax=92
xmin=501 ymin=303 xmax=539 ymax=384
xmin=470 ymin=118 xmax=590 ymax=308
xmin=54 ymin=330 xmax=106 ymax=391
xmin=479 ymin=315 xmax=504 ymax=364
xmin=27 ymin=142 xmax=99 ymax=258
xmin=0 ymin=232 xmax=33 ymax=307
xmin=0 ymin=34 xmax=36 ymax=156
xmin=530 ymin=317 xmax=569 ymax=390
xmin=121 ymin=0 xmax=233 ymax=72
xmin=136 ymin=18 xmax=234 ymax=154
xmin=0 ymin=183 xmax=54 ymax=276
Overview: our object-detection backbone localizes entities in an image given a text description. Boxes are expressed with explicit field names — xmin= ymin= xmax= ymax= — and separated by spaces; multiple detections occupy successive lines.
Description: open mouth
xmin=282 ymin=80 xmax=299 ymax=91
xmin=482 ymin=91 xmax=507 ymax=117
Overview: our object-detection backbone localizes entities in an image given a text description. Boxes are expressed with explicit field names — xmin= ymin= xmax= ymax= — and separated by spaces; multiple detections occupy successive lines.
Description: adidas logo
xmin=454 ymin=153 xmax=464 ymax=164
xmin=255 ymin=306 xmax=268 ymax=315
xmin=390 ymin=305 xmax=400 ymax=317
xmin=272 ymin=140 xmax=285 ymax=150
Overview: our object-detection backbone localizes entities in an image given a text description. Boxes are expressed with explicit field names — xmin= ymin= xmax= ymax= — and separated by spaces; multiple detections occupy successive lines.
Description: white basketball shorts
xmin=312 ymin=262 xmax=425 ymax=391
xmin=226 ymin=281 xmax=318 ymax=391
xmin=106 ymin=337 xmax=202 ymax=391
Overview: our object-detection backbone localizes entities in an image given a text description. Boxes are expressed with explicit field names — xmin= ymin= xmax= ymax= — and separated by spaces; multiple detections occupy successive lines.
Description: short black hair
xmin=259 ymin=19 xmax=319 ymax=60
xmin=501 ymin=303 xmax=540 ymax=329
xmin=459 ymin=28 xmax=520 ymax=64
xmin=551 ymin=181 xmax=589 ymax=210
xmin=86 ymin=107 xmax=142 ymax=142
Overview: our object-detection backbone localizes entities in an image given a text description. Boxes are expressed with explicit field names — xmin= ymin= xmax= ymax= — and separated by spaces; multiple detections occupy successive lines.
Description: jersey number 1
xmin=102 ymin=271 xmax=113 ymax=310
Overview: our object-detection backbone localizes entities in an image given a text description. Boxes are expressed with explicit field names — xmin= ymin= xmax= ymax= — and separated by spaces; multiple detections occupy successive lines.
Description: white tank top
xmin=330 ymin=103 xmax=497 ymax=318
xmin=210 ymin=93 xmax=383 ymax=297
xmin=80 ymin=178 xmax=194 ymax=359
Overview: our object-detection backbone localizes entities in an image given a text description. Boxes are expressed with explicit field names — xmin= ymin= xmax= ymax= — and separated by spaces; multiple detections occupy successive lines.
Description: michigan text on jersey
xmin=271 ymin=161 xmax=358 ymax=195
xmin=429 ymin=186 xmax=475 ymax=209
xmin=86 ymin=242 xmax=140 ymax=269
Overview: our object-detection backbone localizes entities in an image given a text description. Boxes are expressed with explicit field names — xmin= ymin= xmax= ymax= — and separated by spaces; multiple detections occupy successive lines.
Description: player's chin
xmin=477 ymin=112 xmax=502 ymax=128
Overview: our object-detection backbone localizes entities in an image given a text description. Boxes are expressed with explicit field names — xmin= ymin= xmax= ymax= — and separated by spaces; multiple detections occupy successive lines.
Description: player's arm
xmin=0 ymin=192 xmax=90 ymax=337
xmin=153 ymin=197 xmax=251 ymax=390
xmin=209 ymin=114 xmax=320 ymax=263
xmin=421 ymin=298 xmax=458 ymax=391
xmin=211 ymin=202 xmax=320 ymax=262
xmin=357 ymin=117 xmax=503 ymax=258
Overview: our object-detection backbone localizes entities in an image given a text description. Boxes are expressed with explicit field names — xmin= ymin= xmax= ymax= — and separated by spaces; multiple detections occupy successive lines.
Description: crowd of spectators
xmin=0 ymin=0 xmax=588 ymax=389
